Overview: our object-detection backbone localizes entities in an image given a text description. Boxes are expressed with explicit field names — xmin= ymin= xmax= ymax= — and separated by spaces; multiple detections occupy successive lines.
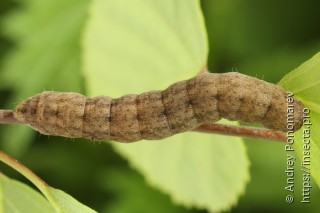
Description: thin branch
xmin=0 ymin=150 xmax=60 ymax=210
xmin=0 ymin=110 xmax=23 ymax=124
xmin=195 ymin=123 xmax=286 ymax=142
xmin=0 ymin=150 xmax=48 ymax=189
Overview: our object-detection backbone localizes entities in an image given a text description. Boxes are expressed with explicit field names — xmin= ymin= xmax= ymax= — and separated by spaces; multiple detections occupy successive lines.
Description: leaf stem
xmin=0 ymin=150 xmax=63 ymax=212
xmin=0 ymin=150 xmax=48 ymax=192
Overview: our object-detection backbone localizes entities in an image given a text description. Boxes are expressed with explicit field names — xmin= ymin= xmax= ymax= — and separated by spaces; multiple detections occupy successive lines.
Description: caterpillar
xmin=13 ymin=72 xmax=304 ymax=142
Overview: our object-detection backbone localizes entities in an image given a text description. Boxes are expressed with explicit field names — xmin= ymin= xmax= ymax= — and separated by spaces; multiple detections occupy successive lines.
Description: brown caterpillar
xmin=14 ymin=72 xmax=304 ymax=142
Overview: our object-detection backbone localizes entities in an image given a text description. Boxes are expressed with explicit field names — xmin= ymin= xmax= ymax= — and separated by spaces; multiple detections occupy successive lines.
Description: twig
xmin=0 ymin=110 xmax=23 ymax=124
xmin=0 ymin=150 xmax=48 ymax=188
xmin=195 ymin=123 xmax=286 ymax=142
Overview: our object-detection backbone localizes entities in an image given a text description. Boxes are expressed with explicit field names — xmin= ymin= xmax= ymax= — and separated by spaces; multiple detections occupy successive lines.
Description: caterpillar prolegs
xmin=14 ymin=72 xmax=304 ymax=142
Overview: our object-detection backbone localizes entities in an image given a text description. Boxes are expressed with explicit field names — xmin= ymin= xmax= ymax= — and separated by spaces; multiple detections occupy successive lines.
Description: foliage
xmin=0 ymin=0 xmax=320 ymax=212
xmin=0 ymin=0 xmax=89 ymax=155
xmin=279 ymin=53 xmax=320 ymax=187
xmin=0 ymin=174 xmax=55 ymax=213
xmin=83 ymin=0 xmax=248 ymax=212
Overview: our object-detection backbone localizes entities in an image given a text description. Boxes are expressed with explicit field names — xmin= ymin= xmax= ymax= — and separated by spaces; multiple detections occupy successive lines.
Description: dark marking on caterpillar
xmin=13 ymin=72 xmax=304 ymax=142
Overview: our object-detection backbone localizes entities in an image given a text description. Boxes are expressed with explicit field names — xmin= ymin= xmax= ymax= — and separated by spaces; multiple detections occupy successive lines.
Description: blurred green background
xmin=0 ymin=0 xmax=320 ymax=212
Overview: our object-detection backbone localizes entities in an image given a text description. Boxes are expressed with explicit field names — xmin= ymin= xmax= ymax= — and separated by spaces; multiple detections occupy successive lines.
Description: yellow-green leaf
xmin=279 ymin=52 xmax=320 ymax=187
xmin=0 ymin=174 xmax=55 ymax=213
xmin=83 ymin=0 xmax=207 ymax=96
xmin=0 ymin=150 xmax=97 ymax=213
xmin=113 ymin=129 xmax=249 ymax=211
xmin=83 ymin=0 xmax=249 ymax=211
xmin=45 ymin=187 xmax=97 ymax=213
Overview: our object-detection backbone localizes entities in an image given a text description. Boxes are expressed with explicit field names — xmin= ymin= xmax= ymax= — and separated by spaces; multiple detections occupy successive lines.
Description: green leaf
xmin=0 ymin=0 xmax=89 ymax=155
xmin=0 ymin=174 xmax=55 ymax=213
xmin=1 ymin=0 xmax=88 ymax=94
xmin=113 ymin=129 xmax=249 ymax=212
xmin=83 ymin=0 xmax=208 ymax=96
xmin=44 ymin=187 xmax=97 ymax=213
xmin=83 ymin=0 xmax=250 ymax=212
xmin=279 ymin=52 xmax=320 ymax=187
xmin=0 ymin=150 xmax=97 ymax=213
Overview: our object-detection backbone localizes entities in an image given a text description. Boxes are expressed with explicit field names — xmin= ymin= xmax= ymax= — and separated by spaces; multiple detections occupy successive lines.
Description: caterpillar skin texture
xmin=14 ymin=72 xmax=304 ymax=142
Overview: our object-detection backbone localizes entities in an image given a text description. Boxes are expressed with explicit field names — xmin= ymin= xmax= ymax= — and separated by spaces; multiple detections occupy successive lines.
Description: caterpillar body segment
xmin=14 ymin=72 xmax=304 ymax=142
